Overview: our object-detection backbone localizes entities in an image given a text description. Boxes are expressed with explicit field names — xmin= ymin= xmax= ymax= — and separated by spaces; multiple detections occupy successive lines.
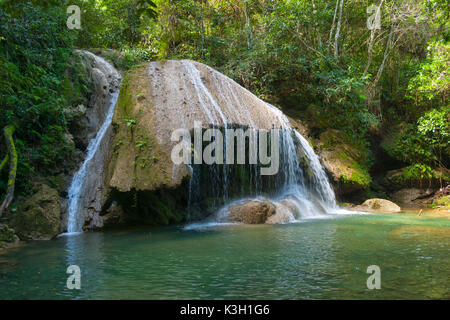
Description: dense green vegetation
xmin=0 ymin=1 xmax=77 ymax=210
xmin=0 ymin=0 xmax=448 ymax=211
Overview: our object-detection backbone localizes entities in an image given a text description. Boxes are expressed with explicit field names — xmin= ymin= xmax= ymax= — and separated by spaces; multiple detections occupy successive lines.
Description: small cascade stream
xmin=67 ymin=90 xmax=120 ymax=233
xmin=66 ymin=52 xmax=121 ymax=233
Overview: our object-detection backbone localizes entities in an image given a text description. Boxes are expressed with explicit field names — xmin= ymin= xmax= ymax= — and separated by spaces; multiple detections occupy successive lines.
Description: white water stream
xmin=66 ymin=52 xmax=121 ymax=233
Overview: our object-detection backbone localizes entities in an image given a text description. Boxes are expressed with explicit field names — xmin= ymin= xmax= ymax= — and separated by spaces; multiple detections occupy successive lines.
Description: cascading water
xmin=145 ymin=60 xmax=339 ymax=224
xmin=293 ymin=131 xmax=336 ymax=207
xmin=101 ymin=59 xmax=348 ymax=228
xmin=67 ymin=90 xmax=120 ymax=232
xmin=66 ymin=52 xmax=121 ymax=233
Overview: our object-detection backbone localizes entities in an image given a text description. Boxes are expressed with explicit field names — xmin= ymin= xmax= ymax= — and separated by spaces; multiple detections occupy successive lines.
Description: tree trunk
xmin=328 ymin=0 xmax=339 ymax=53
xmin=334 ymin=0 xmax=344 ymax=58
xmin=364 ymin=31 xmax=375 ymax=75
xmin=244 ymin=1 xmax=253 ymax=49
xmin=364 ymin=0 xmax=385 ymax=75
xmin=374 ymin=22 xmax=394 ymax=85
xmin=0 ymin=126 xmax=18 ymax=217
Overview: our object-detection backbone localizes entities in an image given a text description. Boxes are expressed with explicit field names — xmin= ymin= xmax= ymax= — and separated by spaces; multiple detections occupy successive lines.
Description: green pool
xmin=1 ymin=212 xmax=449 ymax=299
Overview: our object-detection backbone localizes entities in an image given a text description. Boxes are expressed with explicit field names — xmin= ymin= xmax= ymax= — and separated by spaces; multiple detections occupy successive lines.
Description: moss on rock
xmin=106 ymin=66 xmax=192 ymax=226
xmin=316 ymin=129 xmax=371 ymax=195
xmin=106 ymin=64 xmax=174 ymax=193
xmin=8 ymin=184 xmax=60 ymax=240
xmin=432 ymin=195 xmax=450 ymax=209
xmin=0 ymin=224 xmax=19 ymax=250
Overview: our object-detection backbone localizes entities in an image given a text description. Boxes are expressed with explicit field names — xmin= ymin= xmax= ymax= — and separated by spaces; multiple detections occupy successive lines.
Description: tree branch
xmin=0 ymin=154 xmax=9 ymax=173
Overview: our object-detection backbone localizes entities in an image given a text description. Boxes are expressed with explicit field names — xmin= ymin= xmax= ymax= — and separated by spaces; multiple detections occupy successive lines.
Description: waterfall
xmin=66 ymin=52 xmax=121 ymax=233
xmin=145 ymin=60 xmax=338 ymax=224
xmin=63 ymin=53 xmax=339 ymax=232
xmin=294 ymin=131 xmax=336 ymax=207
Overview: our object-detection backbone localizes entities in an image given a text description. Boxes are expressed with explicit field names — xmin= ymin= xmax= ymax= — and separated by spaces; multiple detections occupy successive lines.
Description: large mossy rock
xmin=355 ymin=198 xmax=401 ymax=213
xmin=9 ymin=185 xmax=61 ymax=240
xmin=106 ymin=64 xmax=176 ymax=193
xmin=106 ymin=60 xmax=297 ymax=224
xmin=228 ymin=200 xmax=276 ymax=224
xmin=316 ymin=129 xmax=371 ymax=195
xmin=0 ymin=224 xmax=19 ymax=250
xmin=433 ymin=195 xmax=450 ymax=210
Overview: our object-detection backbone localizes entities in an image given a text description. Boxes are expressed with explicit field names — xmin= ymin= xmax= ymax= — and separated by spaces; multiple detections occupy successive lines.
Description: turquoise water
xmin=0 ymin=213 xmax=449 ymax=299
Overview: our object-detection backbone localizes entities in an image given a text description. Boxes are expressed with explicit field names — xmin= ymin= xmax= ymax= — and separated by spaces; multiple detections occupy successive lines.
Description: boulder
xmin=0 ymin=224 xmax=19 ymax=250
xmin=391 ymin=188 xmax=433 ymax=205
xmin=355 ymin=198 xmax=401 ymax=213
xmin=228 ymin=200 xmax=276 ymax=224
xmin=266 ymin=204 xmax=295 ymax=224
xmin=9 ymin=184 xmax=61 ymax=240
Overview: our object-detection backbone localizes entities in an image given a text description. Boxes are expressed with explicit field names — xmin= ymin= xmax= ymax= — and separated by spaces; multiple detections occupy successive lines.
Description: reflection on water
xmin=63 ymin=232 xmax=105 ymax=299
xmin=0 ymin=213 xmax=449 ymax=299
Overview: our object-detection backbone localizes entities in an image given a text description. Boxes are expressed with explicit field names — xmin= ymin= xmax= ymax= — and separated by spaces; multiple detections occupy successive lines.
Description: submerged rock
xmin=228 ymin=200 xmax=276 ymax=224
xmin=355 ymin=198 xmax=401 ymax=213
xmin=9 ymin=184 xmax=61 ymax=240
xmin=389 ymin=225 xmax=450 ymax=240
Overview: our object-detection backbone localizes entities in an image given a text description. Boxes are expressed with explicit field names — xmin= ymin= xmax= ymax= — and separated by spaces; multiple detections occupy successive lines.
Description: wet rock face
xmin=107 ymin=60 xmax=291 ymax=194
xmin=354 ymin=198 xmax=401 ymax=213
xmin=9 ymin=184 xmax=61 ymax=240
xmin=76 ymin=50 xmax=122 ymax=142
xmin=315 ymin=129 xmax=371 ymax=196
xmin=68 ymin=51 xmax=122 ymax=231
xmin=228 ymin=200 xmax=276 ymax=224
xmin=106 ymin=60 xmax=338 ymax=226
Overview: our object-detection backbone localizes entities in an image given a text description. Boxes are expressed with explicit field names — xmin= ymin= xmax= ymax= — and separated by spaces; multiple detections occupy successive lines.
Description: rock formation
xmin=9 ymin=184 xmax=61 ymax=240
xmin=354 ymin=198 xmax=401 ymax=213
xmin=228 ymin=200 xmax=276 ymax=224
